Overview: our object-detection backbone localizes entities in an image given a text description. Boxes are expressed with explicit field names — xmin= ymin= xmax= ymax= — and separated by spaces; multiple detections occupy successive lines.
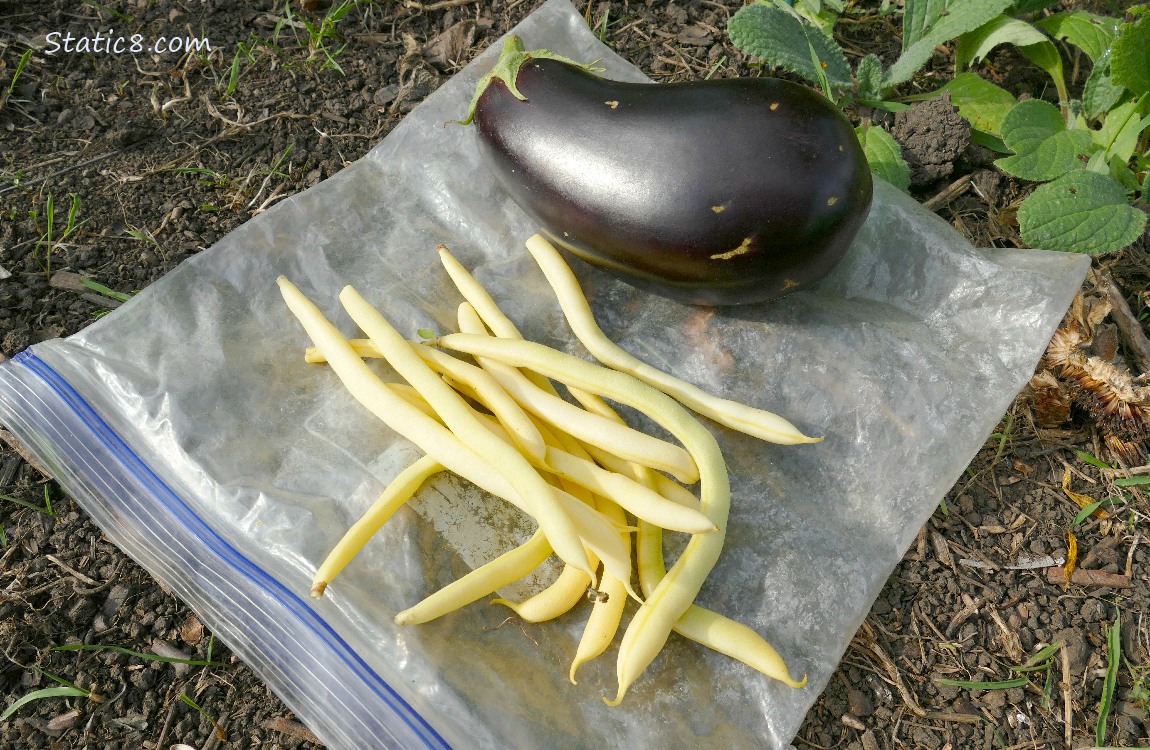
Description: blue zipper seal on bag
xmin=2 ymin=350 xmax=452 ymax=750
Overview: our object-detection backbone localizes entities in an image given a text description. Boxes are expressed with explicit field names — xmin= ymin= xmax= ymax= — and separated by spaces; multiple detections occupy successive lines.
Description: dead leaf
xmin=1063 ymin=529 xmax=1077 ymax=585
xmin=1061 ymin=468 xmax=1108 ymax=519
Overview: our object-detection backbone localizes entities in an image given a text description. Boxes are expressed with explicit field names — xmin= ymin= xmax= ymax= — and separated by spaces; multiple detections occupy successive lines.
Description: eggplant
xmin=461 ymin=37 xmax=873 ymax=306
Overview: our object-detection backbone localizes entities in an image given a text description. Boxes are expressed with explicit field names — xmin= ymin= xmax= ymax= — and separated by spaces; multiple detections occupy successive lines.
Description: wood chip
xmin=1044 ymin=566 xmax=1130 ymax=588
xmin=262 ymin=715 xmax=322 ymax=744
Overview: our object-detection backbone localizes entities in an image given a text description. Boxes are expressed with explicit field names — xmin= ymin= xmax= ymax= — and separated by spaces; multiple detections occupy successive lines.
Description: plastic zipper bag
xmin=0 ymin=1 xmax=1090 ymax=747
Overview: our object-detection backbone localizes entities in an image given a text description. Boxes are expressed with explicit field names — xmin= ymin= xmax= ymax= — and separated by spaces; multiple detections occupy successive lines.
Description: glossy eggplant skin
xmin=472 ymin=57 xmax=873 ymax=306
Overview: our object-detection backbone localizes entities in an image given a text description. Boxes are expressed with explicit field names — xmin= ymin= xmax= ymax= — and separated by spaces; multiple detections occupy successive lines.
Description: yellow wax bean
xmin=338 ymin=285 xmax=593 ymax=582
xmin=635 ymin=520 xmax=806 ymax=688
xmin=431 ymin=331 xmax=729 ymax=705
xmin=278 ymin=278 xmax=591 ymax=597
xmin=395 ymin=529 xmax=553 ymax=625
xmin=312 ymin=455 xmax=444 ymax=597
xmin=523 ymin=234 xmax=818 ymax=446
xmin=455 ymin=302 xmax=699 ymax=485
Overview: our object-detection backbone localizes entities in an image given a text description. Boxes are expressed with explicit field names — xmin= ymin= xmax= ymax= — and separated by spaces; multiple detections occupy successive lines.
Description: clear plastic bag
xmin=0 ymin=1 xmax=1089 ymax=747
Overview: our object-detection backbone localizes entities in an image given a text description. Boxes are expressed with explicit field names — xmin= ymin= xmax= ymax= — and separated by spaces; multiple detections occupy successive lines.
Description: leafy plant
xmin=31 ymin=193 xmax=83 ymax=276
xmin=950 ymin=6 xmax=1150 ymax=255
xmin=728 ymin=0 xmax=1015 ymax=190
xmin=729 ymin=0 xmax=1150 ymax=256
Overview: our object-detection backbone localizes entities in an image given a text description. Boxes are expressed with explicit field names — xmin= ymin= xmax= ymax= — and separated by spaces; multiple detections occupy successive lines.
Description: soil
xmin=1 ymin=1 xmax=1148 ymax=749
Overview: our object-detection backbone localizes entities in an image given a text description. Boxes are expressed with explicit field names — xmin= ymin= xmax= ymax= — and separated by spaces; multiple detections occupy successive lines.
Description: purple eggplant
xmin=462 ymin=37 xmax=873 ymax=306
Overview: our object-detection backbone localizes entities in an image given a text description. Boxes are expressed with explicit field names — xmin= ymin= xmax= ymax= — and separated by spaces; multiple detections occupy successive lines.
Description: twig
xmin=923 ymin=173 xmax=973 ymax=212
xmin=0 ymin=151 xmax=120 ymax=197
xmin=403 ymin=0 xmax=476 ymax=10
xmin=1044 ymin=566 xmax=1131 ymax=588
xmin=1091 ymin=267 xmax=1150 ymax=375
xmin=44 ymin=554 xmax=100 ymax=586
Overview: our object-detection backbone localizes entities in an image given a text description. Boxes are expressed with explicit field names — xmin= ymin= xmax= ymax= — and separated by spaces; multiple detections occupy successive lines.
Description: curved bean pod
xmin=523 ymin=234 xmax=818 ymax=446
xmin=311 ymin=455 xmax=444 ymax=597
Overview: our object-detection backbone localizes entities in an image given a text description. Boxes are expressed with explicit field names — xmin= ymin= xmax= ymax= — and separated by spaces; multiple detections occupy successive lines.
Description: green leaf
xmin=1034 ymin=11 xmax=1120 ymax=63
xmin=1019 ymin=41 xmax=1069 ymax=105
xmin=1114 ymin=476 xmax=1150 ymax=487
xmin=938 ymin=676 xmax=1030 ymax=690
xmin=938 ymin=72 xmax=1016 ymax=135
xmin=855 ymin=123 xmax=911 ymax=191
xmin=1018 ymin=170 xmax=1147 ymax=254
xmin=1084 ymin=54 xmax=1127 ymax=120
xmin=51 ymin=643 xmax=220 ymax=666
xmin=1094 ymin=93 xmax=1150 ymax=163
xmin=1096 ymin=611 xmax=1121 ymax=746
xmin=2 ymin=687 xmax=89 ymax=721
xmin=1071 ymin=499 xmax=1107 ymax=527
xmin=1074 ymin=449 xmax=1112 ymax=469
xmin=1112 ymin=14 xmax=1150 ymax=95
xmin=856 ymin=54 xmax=883 ymax=102
xmin=728 ymin=4 xmax=852 ymax=91
xmin=902 ymin=0 xmax=948 ymax=51
xmin=995 ymin=99 xmax=1093 ymax=181
xmin=884 ymin=0 xmax=1014 ymax=88
xmin=955 ymin=15 xmax=1049 ymax=70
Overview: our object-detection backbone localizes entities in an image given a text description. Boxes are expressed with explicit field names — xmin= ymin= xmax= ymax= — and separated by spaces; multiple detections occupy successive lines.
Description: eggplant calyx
xmin=455 ymin=35 xmax=603 ymax=125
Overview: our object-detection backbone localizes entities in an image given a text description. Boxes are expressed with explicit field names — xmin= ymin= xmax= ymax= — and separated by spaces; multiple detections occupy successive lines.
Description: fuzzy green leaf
xmin=902 ymin=0 xmax=948 ymax=51
xmin=994 ymin=99 xmax=1093 ymax=181
xmin=1018 ymin=170 xmax=1147 ymax=254
xmin=1112 ymin=14 xmax=1150 ymax=95
xmin=856 ymin=123 xmax=910 ymax=191
xmin=938 ymin=72 xmax=1016 ymax=135
xmin=955 ymin=15 xmax=1049 ymax=70
xmin=884 ymin=0 xmax=1013 ymax=88
xmin=728 ymin=4 xmax=852 ymax=91
xmin=855 ymin=54 xmax=883 ymax=103
xmin=1034 ymin=11 xmax=1120 ymax=64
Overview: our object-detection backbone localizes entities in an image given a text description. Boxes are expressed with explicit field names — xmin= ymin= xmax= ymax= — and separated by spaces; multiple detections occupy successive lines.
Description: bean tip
xmin=787 ymin=672 xmax=809 ymax=689
xmin=310 ymin=581 xmax=327 ymax=598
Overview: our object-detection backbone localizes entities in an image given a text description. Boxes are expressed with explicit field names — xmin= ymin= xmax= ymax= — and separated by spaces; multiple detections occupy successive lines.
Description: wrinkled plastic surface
xmin=0 ymin=1 xmax=1089 ymax=748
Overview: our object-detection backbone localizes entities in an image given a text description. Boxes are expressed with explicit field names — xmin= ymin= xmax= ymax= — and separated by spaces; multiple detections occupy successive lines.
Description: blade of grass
xmin=1096 ymin=610 xmax=1121 ymax=746
xmin=938 ymin=676 xmax=1030 ymax=689
xmin=51 ymin=643 xmax=220 ymax=666
xmin=1013 ymin=640 xmax=1066 ymax=672
xmin=1074 ymin=449 xmax=1112 ymax=470
xmin=78 ymin=278 xmax=133 ymax=303
xmin=0 ymin=492 xmax=54 ymax=516
xmin=1114 ymin=476 xmax=1150 ymax=487
xmin=8 ymin=50 xmax=32 ymax=94
xmin=1072 ymin=499 xmax=1107 ymax=527
xmin=1 ymin=686 xmax=89 ymax=721
xmin=179 ymin=693 xmax=227 ymax=741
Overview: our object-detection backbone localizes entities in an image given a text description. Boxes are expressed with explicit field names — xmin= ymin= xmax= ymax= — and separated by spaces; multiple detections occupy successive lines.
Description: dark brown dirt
xmin=1 ymin=1 xmax=1148 ymax=749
